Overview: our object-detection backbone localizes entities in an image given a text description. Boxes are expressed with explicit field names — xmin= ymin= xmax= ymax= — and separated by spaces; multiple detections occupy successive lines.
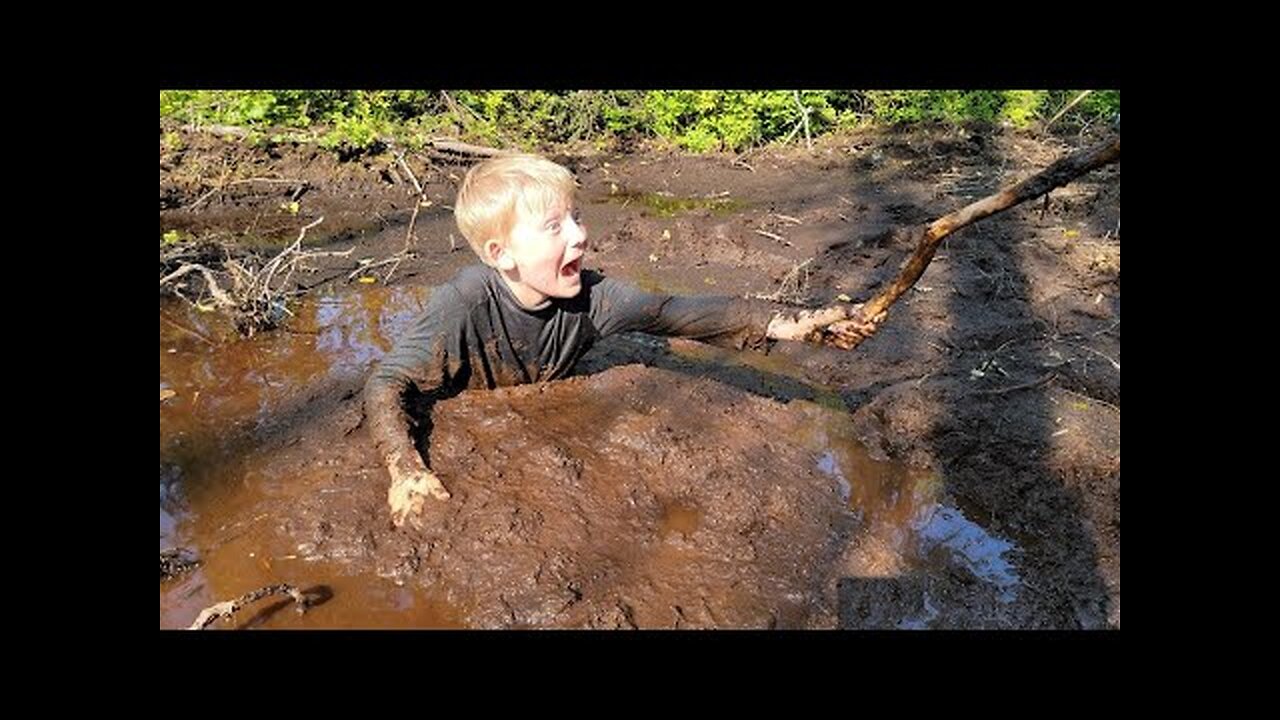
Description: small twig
xmin=384 ymin=255 xmax=407 ymax=283
xmin=794 ymin=91 xmax=812 ymax=150
xmin=394 ymin=150 xmax=424 ymax=195
xmin=1092 ymin=320 xmax=1121 ymax=337
xmin=755 ymin=229 xmax=790 ymax=245
xmin=160 ymin=264 xmax=237 ymax=309
xmin=1071 ymin=343 xmax=1121 ymax=371
xmin=976 ymin=373 xmax=1056 ymax=396
xmin=1045 ymin=90 xmax=1094 ymax=130
xmin=752 ymin=258 xmax=813 ymax=304
xmin=771 ymin=213 xmax=803 ymax=225
xmin=781 ymin=119 xmax=803 ymax=146
xmin=260 ymin=217 xmax=325 ymax=294
xmin=404 ymin=193 xmax=428 ymax=250
xmin=348 ymin=251 xmax=414 ymax=281
xmin=188 ymin=584 xmax=312 ymax=630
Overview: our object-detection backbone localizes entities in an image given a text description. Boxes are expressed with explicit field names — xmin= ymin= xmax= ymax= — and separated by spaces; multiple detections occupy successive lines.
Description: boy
xmin=365 ymin=154 xmax=884 ymax=527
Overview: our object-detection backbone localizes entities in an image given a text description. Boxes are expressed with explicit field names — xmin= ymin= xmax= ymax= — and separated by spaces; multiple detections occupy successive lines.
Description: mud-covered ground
xmin=160 ymin=122 xmax=1119 ymax=629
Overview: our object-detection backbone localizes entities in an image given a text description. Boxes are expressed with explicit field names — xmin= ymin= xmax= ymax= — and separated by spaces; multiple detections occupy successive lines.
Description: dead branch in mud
xmin=393 ymin=149 xmax=424 ymax=195
xmin=404 ymin=196 xmax=425 ymax=251
xmin=388 ymin=144 xmax=431 ymax=253
xmin=160 ymin=217 xmax=361 ymax=336
xmin=187 ymin=178 xmax=308 ymax=211
xmin=183 ymin=114 xmax=503 ymax=159
xmin=833 ymin=133 xmax=1121 ymax=351
xmin=188 ymin=584 xmax=313 ymax=629
xmin=187 ymin=123 xmax=249 ymax=138
xmin=425 ymin=138 xmax=505 ymax=158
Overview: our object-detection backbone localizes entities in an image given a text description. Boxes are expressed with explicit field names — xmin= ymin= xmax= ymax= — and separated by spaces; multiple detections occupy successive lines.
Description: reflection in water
xmin=160 ymin=286 xmax=470 ymax=629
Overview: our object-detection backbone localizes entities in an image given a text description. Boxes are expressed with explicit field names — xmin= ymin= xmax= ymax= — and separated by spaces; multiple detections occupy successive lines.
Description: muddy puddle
xmin=162 ymin=286 xmax=1025 ymax=629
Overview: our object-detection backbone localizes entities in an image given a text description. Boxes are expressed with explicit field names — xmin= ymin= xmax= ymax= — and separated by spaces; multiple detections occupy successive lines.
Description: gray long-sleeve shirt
xmin=364 ymin=264 xmax=779 ymax=473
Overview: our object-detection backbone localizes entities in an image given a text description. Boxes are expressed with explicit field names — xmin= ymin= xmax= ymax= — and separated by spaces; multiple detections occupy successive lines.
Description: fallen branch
xmin=349 ymin=250 xmax=416 ymax=282
xmin=186 ymin=177 xmax=306 ymax=211
xmin=837 ymin=133 xmax=1121 ymax=351
xmin=393 ymin=149 xmax=424 ymax=195
xmin=188 ymin=584 xmax=312 ymax=629
xmin=160 ymin=217 xmax=366 ymax=335
xmin=188 ymin=123 xmax=249 ymax=138
xmin=426 ymin=138 xmax=505 ymax=158
xmin=159 ymin=263 xmax=237 ymax=309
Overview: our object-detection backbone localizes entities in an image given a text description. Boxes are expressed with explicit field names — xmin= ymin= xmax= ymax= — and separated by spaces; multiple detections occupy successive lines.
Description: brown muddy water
xmin=160 ymin=286 xmax=1023 ymax=629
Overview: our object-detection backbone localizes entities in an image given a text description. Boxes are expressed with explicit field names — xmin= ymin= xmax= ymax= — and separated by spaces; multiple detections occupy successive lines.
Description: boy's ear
xmin=484 ymin=239 xmax=516 ymax=271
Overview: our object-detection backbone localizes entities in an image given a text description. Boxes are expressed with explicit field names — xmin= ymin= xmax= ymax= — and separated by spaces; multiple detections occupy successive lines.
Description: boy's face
xmin=500 ymin=196 xmax=587 ymax=306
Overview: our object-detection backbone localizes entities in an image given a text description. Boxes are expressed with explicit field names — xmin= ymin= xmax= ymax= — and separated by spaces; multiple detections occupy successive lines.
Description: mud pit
xmin=166 ymin=360 xmax=1011 ymax=629
xmin=161 ymin=122 xmax=1119 ymax=629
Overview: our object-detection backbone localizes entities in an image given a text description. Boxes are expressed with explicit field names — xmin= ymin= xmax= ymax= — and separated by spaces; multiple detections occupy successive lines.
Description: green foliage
xmin=999 ymin=91 xmax=1049 ymax=128
xmin=159 ymin=89 xmax=1119 ymax=156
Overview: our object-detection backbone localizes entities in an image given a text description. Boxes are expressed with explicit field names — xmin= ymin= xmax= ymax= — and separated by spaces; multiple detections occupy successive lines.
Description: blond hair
xmin=454 ymin=154 xmax=577 ymax=262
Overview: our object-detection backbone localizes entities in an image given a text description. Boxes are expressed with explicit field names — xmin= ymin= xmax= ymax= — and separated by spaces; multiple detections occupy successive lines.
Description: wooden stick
xmin=188 ymin=584 xmax=312 ymax=629
xmin=838 ymin=134 xmax=1120 ymax=351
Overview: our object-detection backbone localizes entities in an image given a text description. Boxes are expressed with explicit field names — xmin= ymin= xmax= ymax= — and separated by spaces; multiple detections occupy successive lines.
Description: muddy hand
xmin=388 ymin=470 xmax=451 ymax=528
xmin=766 ymin=303 xmax=887 ymax=348
xmin=765 ymin=306 xmax=849 ymax=342
xmin=821 ymin=307 xmax=888 ymax=349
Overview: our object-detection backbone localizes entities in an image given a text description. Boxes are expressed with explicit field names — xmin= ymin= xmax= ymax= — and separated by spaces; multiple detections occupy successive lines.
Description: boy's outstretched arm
xmin=589 ymin=274 xmax=886 ymax=351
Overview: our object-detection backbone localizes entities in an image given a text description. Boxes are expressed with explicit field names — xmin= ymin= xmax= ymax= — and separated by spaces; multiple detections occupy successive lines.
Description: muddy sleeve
xmin=363 ymin=284 xmax=468 ymax=475
xmin=589 ymin=276 xmax=779 ymax=350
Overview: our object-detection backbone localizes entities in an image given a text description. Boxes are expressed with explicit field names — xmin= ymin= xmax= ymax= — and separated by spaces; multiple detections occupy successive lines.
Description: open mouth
xmin=561 ymin=258 xmax=582 ymax=277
